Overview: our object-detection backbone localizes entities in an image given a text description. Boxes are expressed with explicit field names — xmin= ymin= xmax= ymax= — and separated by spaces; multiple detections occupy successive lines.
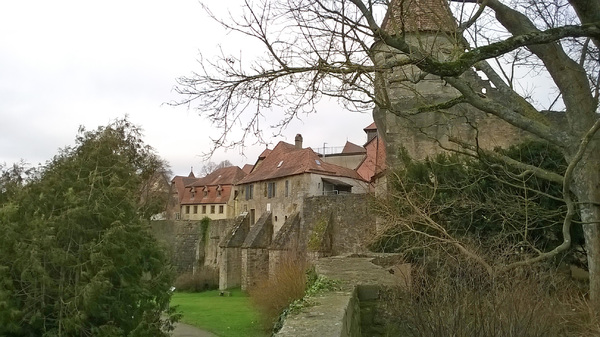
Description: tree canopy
xmin=0 ymin=119 xmax=177 ymax=336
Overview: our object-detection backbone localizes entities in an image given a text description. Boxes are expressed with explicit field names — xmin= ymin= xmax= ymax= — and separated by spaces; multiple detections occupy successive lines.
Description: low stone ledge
xmin=275 ymin=290 xmax=360 ymax=337
xmin=274 ymin=254 xmax=409 ymax=337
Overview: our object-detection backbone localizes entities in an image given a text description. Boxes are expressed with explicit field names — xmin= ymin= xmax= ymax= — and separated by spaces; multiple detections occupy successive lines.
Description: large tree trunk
xmin=572 ymin=147 xmax=600 ymax=312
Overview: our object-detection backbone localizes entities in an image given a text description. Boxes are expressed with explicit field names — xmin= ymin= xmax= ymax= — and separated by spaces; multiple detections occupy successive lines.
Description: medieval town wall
xmin=149 ymin=218 xmax=232 ymax=273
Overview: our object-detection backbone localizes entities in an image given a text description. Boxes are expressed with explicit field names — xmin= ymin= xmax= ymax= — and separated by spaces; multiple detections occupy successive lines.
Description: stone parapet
xmin=275 ymin=254 xmax=409 ymax=337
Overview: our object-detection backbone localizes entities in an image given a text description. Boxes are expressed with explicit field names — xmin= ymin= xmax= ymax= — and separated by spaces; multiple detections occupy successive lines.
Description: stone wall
xmin=275 ymin=254 xmax=409 ymax=337
xmin=149 ymin=219 xmax=233 ymax=274
xmin=241 ymin=212 xmax=273 ymax=290
xmin=372 ymin=34 xmax=532 ymax=169
xmin=302 ymin=194 xmax=374 ymax=255
xmin=219 ymin=215 xmax=251 ymax=289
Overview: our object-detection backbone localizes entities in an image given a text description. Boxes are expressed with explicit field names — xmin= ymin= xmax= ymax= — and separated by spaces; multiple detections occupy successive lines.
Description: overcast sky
xmin=0 ymin=0 xmax=373 ymax=176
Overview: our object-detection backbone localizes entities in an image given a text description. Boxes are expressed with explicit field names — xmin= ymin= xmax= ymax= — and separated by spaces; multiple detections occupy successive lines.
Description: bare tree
xmin=199 ymin=159 xmax=234 ymax=176
xmin=175 ymin=0 xmax=600 ymax=309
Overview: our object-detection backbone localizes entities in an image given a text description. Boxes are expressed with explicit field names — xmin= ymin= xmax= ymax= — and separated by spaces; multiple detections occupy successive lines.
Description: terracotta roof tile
xmin=364 ymin=122 xmax=377 ymax=131
xmin=189 ymin=166 xmax=246 ymax=187
xmin=171 ymin=175 xmax=199 ymax=203
xmin=342 ymin=141 xmax=367 ymax=154
xmin=242 ymin=164 xmax=254 ymax=174
xmin=179 ymin=166 xmax=247 ymax=205
xmin=382 ymin=0 xmax=457 ymax=34
xmin=238 ymin=141 xmax=366 ymax=184
xmin=357 ymin=136 xmax=387 ymax=181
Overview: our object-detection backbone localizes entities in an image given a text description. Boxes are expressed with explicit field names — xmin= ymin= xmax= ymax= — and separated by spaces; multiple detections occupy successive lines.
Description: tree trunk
xmin=572 ymin=148 xmax=600 ymax=313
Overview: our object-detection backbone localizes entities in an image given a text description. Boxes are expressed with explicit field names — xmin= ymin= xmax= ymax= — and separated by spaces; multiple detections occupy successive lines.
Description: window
xmin=219 ymin=205 xmax=224 ymax=214
xmin=245 ymin=185 xmax=254 ymax=200
xmin=267 ymin=182 xmax=276 ymax=198
xmin=203 ymin=190 xmax=208 ymax=197
xmin=211 ymin=205 xmax=215 ymax=214
xmin=217 ymin=185 xmax=222 ymax=197
xmin=285 ymin=180 xmax=289 ymax=197
xmin=193 ymin=206 xmax=198 ymax=214
xmin=202 ymin=205 xmax=206 ymax=214
xmin=185 ymin=205 xmax=190 ymax=214
xmin=175 ymin=212 xmax=181 ymax=220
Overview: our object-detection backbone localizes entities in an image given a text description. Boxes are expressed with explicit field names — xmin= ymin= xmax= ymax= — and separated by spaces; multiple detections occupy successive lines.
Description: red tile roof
xmin=382 ymin=0 xmax=457 ymax=34
xmin=190 ymin=166 xmax=246 ymax=187
xmin=357 ymin=135 xmax=387 ymax=182
xmin=180 ymin=166 xmax=247 ymax=205
xmin=171 ymin=175 xmax=199 ymax=203
xmin=342 ymin=141 xmax=367 ymax=154
xmin=242 ymin=164 xmax=254 ymax=174
xmin=364 ymin=122 xmax=377 ymax=131
xmin=238 ymin=141 xmax=366 ymax=184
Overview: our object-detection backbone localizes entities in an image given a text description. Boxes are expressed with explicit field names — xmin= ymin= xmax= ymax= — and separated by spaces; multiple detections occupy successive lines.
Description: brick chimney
xmin=295 ymin=134 xmax=303 ymax=149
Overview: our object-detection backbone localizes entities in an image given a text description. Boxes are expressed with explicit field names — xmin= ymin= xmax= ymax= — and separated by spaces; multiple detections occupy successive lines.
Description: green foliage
xmin=373 ymin=140 xmax=583 ymax=265
xmin=200 ymin=216 xmax=211 ymax=243
xmin=0 ymin=119 xmax=177 ymax=336
xmin=307 ymin=217 xmax=329 ymax=251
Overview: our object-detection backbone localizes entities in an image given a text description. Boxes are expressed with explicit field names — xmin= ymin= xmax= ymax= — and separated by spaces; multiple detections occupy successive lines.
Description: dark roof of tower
xmin=381 ymin=0 xmax=457 ymax=34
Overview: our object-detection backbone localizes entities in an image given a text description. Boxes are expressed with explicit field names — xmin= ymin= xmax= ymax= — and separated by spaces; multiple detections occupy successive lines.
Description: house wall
xmin=237 ymin=174 xmax=368 ymax=236
xmin=180 ymin=202 xmax=231 ymax=221
xmin=322 ymin=153 xmax=365 ymax=170
xmin=237 ymin=174 xmax=307 ymax=234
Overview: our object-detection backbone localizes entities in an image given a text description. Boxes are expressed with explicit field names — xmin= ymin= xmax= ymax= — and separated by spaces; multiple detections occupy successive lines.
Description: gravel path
xmin=172 ymin=321 xmax=218 ymax=337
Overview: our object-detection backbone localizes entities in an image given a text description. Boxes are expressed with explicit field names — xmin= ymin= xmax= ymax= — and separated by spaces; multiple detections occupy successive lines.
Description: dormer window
xmin=217 ymin=185 xmax=222 ymax=197
xmin=203 ymin=186 xmax=208 ymax=197
xmin=190 ymin=187 xmax=195 ymax=198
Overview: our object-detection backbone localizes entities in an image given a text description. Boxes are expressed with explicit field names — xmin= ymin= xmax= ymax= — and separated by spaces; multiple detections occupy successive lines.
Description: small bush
xmin=248 ymin=251 xmax=308 ymax=327
xmin=383 ymin=257 xmax=599 ymax=337
xmin=174 ymin=266 xmax=219 ymax=292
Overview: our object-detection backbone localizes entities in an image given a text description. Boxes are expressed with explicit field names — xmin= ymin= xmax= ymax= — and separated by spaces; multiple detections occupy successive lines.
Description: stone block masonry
xmin=241 ymin=212 xmax=273 ymax=290
xmin=275 ymin=254 xmax=410 ymax=337
xmin=302 ymin=194 xmax=375 ymax=255
xmin=219 ymin=214 xmax=250 ymax=289
xmin=149 ymin=218 xmax=233 ymax=273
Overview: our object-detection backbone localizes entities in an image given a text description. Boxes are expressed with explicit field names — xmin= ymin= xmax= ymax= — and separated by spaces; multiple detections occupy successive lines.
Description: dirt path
xmin=172 ymin=321 xmax=218 ymax=337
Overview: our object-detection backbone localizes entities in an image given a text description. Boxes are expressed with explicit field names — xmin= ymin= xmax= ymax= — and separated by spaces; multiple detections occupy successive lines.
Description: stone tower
xmin=372 ymin=0 xmax=530 ymax=166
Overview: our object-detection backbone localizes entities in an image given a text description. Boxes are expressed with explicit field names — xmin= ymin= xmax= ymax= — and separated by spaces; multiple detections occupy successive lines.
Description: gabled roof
xmin=364 ymin=122 xmax=377 ymax=131
xmin=342 ymin=141 xmax=367 ymax=154
xmin=242 ymin=164 xmax=254 ymax=174
xmin=357 ymin=135 xmax=387 ymax=182
xmin=258 ymin=148 xmax=272 ymax=159
xmin=381 ymin=0 xmax=457 ymax=34
xmin=179 ymin=166 xmax=247 ymax=205
xmin=238 ymin=141 xmax=366 ymax=184
xmin=189 ymin=166 xmax=246 ymax=187
xmin=171 ymin=175 xmax=200 ymax=203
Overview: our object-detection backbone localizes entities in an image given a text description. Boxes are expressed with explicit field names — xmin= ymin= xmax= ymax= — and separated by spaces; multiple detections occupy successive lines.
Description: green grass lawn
xmin=170 ymin=289 xmax=267 ymax=337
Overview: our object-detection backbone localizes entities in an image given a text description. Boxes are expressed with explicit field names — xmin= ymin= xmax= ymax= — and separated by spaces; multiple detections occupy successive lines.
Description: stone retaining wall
xmin=275 ymin=255 xmax=410 ymax=337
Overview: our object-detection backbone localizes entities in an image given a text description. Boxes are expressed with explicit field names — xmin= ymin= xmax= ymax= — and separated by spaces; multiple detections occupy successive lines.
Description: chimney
xmin=295 ymin=134 xmax=303 ymax=149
